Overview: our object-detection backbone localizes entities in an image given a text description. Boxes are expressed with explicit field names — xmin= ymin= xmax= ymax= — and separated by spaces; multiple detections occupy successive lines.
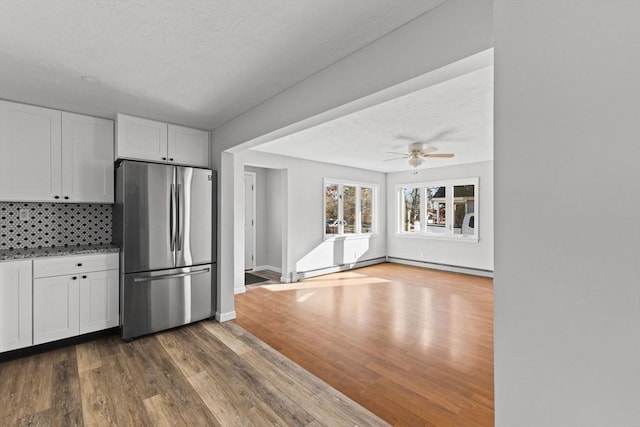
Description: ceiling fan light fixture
xmin=408 ymin=156 xmax=423 ymax=168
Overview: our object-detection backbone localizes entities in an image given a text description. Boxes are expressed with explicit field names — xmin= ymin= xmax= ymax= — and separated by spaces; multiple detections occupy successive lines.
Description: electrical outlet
xmin=19 ymin=209 xmax=30 ymax=221
xmin=419 ymin=251 xmax=424 ymax=258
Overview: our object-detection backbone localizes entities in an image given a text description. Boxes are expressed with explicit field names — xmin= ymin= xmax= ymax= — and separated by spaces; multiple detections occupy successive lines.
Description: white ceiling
xmin=252 ymin=65 xmax=494 ymax=172
xmin=0 ymin=0 xmax=444 ymax=130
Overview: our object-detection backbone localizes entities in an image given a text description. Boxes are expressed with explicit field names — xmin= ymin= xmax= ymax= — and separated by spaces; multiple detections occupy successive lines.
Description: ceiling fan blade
xmin=420 ymin=146 xmax=438 ymax=155
xmin=424 ymin=153 xmax=455 ymax=158
xmin=424 ymin=129 xmax=455 ymax=142
xmin=384 ymin=157 xmax=409 ymax=162
xmin=386 ymin=151 xmax=410 ymax=156
xmin=394 ymin=135 xmax=419 ymax=142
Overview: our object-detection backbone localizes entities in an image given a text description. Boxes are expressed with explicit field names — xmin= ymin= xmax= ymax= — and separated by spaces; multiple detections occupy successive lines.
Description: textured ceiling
xmin=0 ymin=0 xmax=444 ymax=130
xmin=252 ymin=65 xmax=493 ymax=172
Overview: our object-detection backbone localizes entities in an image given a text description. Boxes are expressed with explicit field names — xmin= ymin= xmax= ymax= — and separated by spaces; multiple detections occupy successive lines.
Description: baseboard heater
xmin=387 ymin=257 xmax=494 ymax=278
xmin=295 ymin=256 xmax=387 ymax=280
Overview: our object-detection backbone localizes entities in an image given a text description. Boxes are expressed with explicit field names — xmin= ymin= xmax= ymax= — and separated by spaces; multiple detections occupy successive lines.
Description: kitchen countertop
xmin=0 ymin=244 xmax=119 ymax=261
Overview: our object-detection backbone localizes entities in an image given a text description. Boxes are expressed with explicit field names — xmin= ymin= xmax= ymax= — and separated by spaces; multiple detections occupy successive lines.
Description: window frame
xmin=323 ymin=178 xmax=378 ymax=240
xmin=396 ymin=177 xmax=479 ymax=242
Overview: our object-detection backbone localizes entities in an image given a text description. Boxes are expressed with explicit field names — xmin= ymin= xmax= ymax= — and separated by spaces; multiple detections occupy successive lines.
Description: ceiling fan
xmin=385 ymin=142 xmax=454 ymax=168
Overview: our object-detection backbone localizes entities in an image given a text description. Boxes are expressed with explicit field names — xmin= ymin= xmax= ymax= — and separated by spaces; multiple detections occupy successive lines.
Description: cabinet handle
xmin=64 ymin=196 xmax=69 ymax=200
xmin=162 ymin=157 xmax=167 ymax=160
xmin=169 ymin=158 xmax=174 ymax=161
xmin=54 ymin=195 xmax=60 ymax=199
xmin=82 ymin=275 xmax=87 ymax=279
xmin=77 ymin=263 xmax=83 ymax=266
xmin=72 ymin=276 xmax=77 ymax=280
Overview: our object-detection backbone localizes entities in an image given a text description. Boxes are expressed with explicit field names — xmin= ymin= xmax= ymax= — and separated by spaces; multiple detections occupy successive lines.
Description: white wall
xmin=494 ymin=1 xmax=640 ymax=426
xmin=236 ymin=150 xmax=386 ymax=286
xmin=211 ymin=151 xmax=236 ymax=320
xmin=386 ymin=161 xmax=493 ymax=271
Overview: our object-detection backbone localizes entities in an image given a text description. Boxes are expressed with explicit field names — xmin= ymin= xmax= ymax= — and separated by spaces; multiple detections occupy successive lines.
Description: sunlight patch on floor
xmin=296 ymin=291 xmax=316 ymax=302
xmin=261 ymin=277 xmax=391 ymax=292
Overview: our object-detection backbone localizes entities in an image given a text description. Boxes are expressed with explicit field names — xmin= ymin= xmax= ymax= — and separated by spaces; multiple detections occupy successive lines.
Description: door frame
xmin=244 ymin=172 xmax=257 ymax=271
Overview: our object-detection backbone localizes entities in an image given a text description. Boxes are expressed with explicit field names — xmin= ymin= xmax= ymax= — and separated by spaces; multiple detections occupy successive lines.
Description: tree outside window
xmin=324 ymin=180 xmax=376 ymax=237
xmin=402 ymin=187 xmax=420 ymax=232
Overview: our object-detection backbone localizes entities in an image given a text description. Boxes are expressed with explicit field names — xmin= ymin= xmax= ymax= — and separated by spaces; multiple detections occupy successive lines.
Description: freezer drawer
xmin=121 ymin=264 xmax=213 ymax=340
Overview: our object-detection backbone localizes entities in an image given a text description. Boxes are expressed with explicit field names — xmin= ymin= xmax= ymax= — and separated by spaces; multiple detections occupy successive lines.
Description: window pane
xmin=343 ymin=185 xmax=356 ymax=234
xmin=402 ymin=187 xmax=421 ymax=232
xmin=361 ymin=187 xmax=373 ymax=233
xmin=426 ymin=186 xmax=446 ymax=233
xmin=325 ymin=183 xmax=339 ymax=236
xmin=454 ymin=185 xmax=475 ymax=235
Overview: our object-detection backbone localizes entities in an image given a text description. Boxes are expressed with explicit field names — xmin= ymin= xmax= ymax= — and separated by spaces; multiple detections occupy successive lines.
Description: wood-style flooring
xmin=0 ymin=321 xmax=386 ymax=426
xmin=235 ymin=263 xmax=494 ymax=426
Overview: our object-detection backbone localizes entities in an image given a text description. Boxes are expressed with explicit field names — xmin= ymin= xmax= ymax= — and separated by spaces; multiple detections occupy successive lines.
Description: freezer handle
xmin=170 ymin=183 xmax=176 ymax=252
xmin=133 ymin=267 xmax=210 ymax=283
xmin=176 ymin=183 xmax=182 ymax=251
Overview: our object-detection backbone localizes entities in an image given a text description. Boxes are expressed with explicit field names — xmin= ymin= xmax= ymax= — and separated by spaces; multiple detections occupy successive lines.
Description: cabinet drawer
xmin=34 ymin=253 xmax=119 ymax=278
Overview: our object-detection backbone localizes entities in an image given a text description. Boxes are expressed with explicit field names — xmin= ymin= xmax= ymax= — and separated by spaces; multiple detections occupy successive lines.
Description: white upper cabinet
xmin=62 ymin=112 xmax=114 ymax=203
xmin=116 ymin=113 xmax=209 ymax=168
xmin=168 ymin=124 xmax=209 ymax=168
xmin=0 ymin=100 xmax=114 ymax=203
xmin=116 ymin=113 xmax=168 ymax=163
xmin=0 ymin=100 xmax=62 ymax=202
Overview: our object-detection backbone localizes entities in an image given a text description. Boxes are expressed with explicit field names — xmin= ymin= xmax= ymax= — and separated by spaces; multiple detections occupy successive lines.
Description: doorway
xmin=243 ymin=165 xmax=286 ymax=284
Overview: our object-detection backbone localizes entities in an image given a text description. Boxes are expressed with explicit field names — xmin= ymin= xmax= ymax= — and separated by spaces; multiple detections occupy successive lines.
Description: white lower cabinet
xmin=33 ymin=275 xmax=80 ymax=345
xmin=79 ymin=269 xmax=119 ymax=334
xmin=0 ymin=260 xmax=33 ymax=352
xmin=32 ymin=253 xmax=119 ymax=346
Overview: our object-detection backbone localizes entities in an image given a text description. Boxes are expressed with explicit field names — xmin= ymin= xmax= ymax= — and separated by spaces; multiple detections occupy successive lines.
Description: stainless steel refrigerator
xmin=114 ymin=160 xmax=216 ymax=340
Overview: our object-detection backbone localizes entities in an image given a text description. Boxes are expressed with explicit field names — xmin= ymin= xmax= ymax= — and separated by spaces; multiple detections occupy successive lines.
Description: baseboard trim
xmin=215 ymin=310 xmax=237 ymax=322
xmin=296 ymin=257 xmax=387 ymax=280
xmin=388 ymin=257 xmax=494 ymax=278
xmin=253 ymin=265 xmax=282 ymax=273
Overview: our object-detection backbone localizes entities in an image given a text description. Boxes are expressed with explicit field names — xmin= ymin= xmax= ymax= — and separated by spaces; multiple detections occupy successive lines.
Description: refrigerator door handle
xmin=133 ymin=267 xmax=210 ymax=283
xmin=170 ymin=183 xmax=176 ymax=252
xmin=176 ymin=183 xmax=183 ymax=251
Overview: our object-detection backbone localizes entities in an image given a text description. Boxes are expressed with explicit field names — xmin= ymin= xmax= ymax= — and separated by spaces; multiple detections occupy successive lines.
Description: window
xmin=397 ymin=178 xmax=478 ymax=240
xmin=401 ymin=187 xmax=420 ymax=233
xmin=324 ymin=179 xmax=376 ymax=238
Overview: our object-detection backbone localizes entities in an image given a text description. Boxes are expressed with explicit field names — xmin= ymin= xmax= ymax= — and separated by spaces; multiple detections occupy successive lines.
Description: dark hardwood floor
xmin=235 ymin=263 xmax=494 ymax=426
xmin=0 ymin=321 xmax=386 ymax=426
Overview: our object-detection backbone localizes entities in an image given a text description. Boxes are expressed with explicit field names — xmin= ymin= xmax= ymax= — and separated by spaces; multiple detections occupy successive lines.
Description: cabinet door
xmin=0 ymin=260 xmax=32 ymax=352
xmin=61 ymin=112 xmax=114 ymax=203
xmin=0 ymin=100 xmax=62 ymax=202
xmin=33 ymin=275 xmax=79 ymax=345
xmin=116 ymin=113 xmax=167 ymax=162
xmin=167 ymin=124 xmax=209 ymax=167
xmin=79 ymin=269 xmax=119 ymax=334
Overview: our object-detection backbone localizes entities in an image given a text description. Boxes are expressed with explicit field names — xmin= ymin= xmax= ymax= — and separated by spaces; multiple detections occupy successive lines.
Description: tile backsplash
xmin=0 ymin=202 xmax=112 ymax=250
